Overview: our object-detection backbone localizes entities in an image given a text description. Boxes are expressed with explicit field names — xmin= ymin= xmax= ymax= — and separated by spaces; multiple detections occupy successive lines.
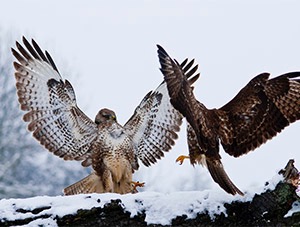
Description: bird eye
xmin=102 ymin=114 xmax=110 ymax=119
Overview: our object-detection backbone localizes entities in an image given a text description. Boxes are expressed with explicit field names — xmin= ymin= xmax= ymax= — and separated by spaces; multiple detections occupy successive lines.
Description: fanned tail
xmin=63 ymin=172 xmax=104 ymax=195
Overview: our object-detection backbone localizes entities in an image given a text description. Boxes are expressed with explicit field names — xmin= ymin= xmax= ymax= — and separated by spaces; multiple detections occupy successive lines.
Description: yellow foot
xmin=131 ymin=181 xmax=145 ymax=193
xmin=176 ymin=155 xmax=190 ymax=165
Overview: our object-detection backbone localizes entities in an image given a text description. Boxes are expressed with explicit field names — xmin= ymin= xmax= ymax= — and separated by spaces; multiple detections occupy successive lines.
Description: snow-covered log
xmin=0 ymin=160 xmax=300 ymax=226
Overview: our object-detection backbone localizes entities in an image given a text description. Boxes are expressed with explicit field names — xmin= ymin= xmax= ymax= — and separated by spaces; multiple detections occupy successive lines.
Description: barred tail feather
xmin=63 ymin=172 xmax=104 ymax=195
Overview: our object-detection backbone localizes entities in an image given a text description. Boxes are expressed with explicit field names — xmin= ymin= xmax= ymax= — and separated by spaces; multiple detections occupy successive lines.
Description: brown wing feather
xmin=158 ymin=45 xmax=244 ymax=195
xmin=12 ymin=37 xmax=98 ymax=164
xmin=157 ymin=45 xmax=300 ymax=196
xmin=157 ymin=45 xmax=201 ymax=137
xmin=219 ymin=72 xmax=300 ymax=157
xmin=158 ymin=45 xmax=218 ymax=152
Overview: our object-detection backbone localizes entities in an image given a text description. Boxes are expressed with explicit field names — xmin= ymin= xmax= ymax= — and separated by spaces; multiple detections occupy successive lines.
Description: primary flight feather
xmin=157 ymin=44 xmax=300 ymax=195
xmin=12 ymin=37 xmax=184 ymax=195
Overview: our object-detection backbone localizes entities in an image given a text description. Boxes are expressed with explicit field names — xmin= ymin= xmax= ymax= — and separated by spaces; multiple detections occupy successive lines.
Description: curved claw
xmin=131 ymin=181 xmax=145 ymax=193
xmin=176 ymin=155 xmax=190 ymax=165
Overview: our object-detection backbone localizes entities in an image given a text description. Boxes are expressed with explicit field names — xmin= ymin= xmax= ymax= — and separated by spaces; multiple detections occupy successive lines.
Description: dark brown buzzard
xmin=157 ymin=44 xmax=300 ymax=195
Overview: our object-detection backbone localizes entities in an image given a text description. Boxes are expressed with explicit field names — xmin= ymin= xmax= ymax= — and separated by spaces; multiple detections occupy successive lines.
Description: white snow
xmin=285 ymin=189 xmax=300 ymax=218
xmin=0 ymin=172 xmax=285 ymax=226
xmin=286 ymin=201 xmax=300 ymax=219
xmin=0 ymin=192 xmax=233 ymax=226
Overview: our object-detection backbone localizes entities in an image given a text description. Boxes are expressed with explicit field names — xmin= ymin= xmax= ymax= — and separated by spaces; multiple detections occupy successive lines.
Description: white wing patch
xmin=12 ymin=37 xmax=98 ymax=164
xmin=124 ymin=82 xmax=182 ymax=166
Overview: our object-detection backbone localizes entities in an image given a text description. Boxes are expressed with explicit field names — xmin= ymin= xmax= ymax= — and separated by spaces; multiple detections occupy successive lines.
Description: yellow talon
xmin=176 ymin=155 xmax=190 ymax=165
xmin=131 ymin=181 xmax=145 ymax=193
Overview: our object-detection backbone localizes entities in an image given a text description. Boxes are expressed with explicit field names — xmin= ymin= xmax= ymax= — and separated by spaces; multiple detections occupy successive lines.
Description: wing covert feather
xmin=124 ymin=82 xmax=182 ymax=166
xmin=12 ymin=37 xmax=98 ymax=163
xmin=218 ymin=72 xmax=300 ymax=157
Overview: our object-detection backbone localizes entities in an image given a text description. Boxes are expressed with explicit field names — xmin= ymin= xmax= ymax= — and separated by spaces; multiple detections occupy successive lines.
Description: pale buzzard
xmin=12 ymin=37 xmax=184 ymax=195
xmin=157 ymin=45 xmax=300 ymax=195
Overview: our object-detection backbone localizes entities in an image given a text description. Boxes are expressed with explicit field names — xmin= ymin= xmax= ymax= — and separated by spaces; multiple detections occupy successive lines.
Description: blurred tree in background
xmin=0 ymin=31 xmax=90 ymax=198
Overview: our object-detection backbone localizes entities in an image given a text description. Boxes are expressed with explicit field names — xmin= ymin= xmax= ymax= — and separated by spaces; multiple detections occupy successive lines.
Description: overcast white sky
xmin=1 ymin=0 xmax=300 ymax=195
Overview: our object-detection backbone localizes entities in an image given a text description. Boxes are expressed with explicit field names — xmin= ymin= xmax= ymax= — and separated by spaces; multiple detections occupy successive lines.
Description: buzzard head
xmin=95 ymin=108 xmax=117 ymax=125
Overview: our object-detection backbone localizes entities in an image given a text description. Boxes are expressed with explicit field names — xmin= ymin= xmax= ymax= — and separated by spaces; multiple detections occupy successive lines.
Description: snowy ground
xmin=0 ymin=173 xmax=286 ymax=226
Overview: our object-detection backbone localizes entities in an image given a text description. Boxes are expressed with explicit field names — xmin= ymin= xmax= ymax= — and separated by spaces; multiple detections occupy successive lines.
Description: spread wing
xmin=12 ymin=37 xmax=98 ymax=164
xmin=158 ymin=45 xmax=219 ymax=156
xmin=123 ymin=50 xmax=200 ymax=167
xmin=157 ymin=44 xmax=300 ymax=195
xmin=157 ymin=45 xmax=207 ymax=149
xmin=158 ymin=44 xmax=300 ymax=158
xmin=123 ymin=82 xmax=182 ymax=167
xmin=157 ymin=45 xmax=244 ymax=195
xmin=157 ymin=45 xmax=202 ymax=138
xmin=218 ymin=72 xmax=300 ymax=157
